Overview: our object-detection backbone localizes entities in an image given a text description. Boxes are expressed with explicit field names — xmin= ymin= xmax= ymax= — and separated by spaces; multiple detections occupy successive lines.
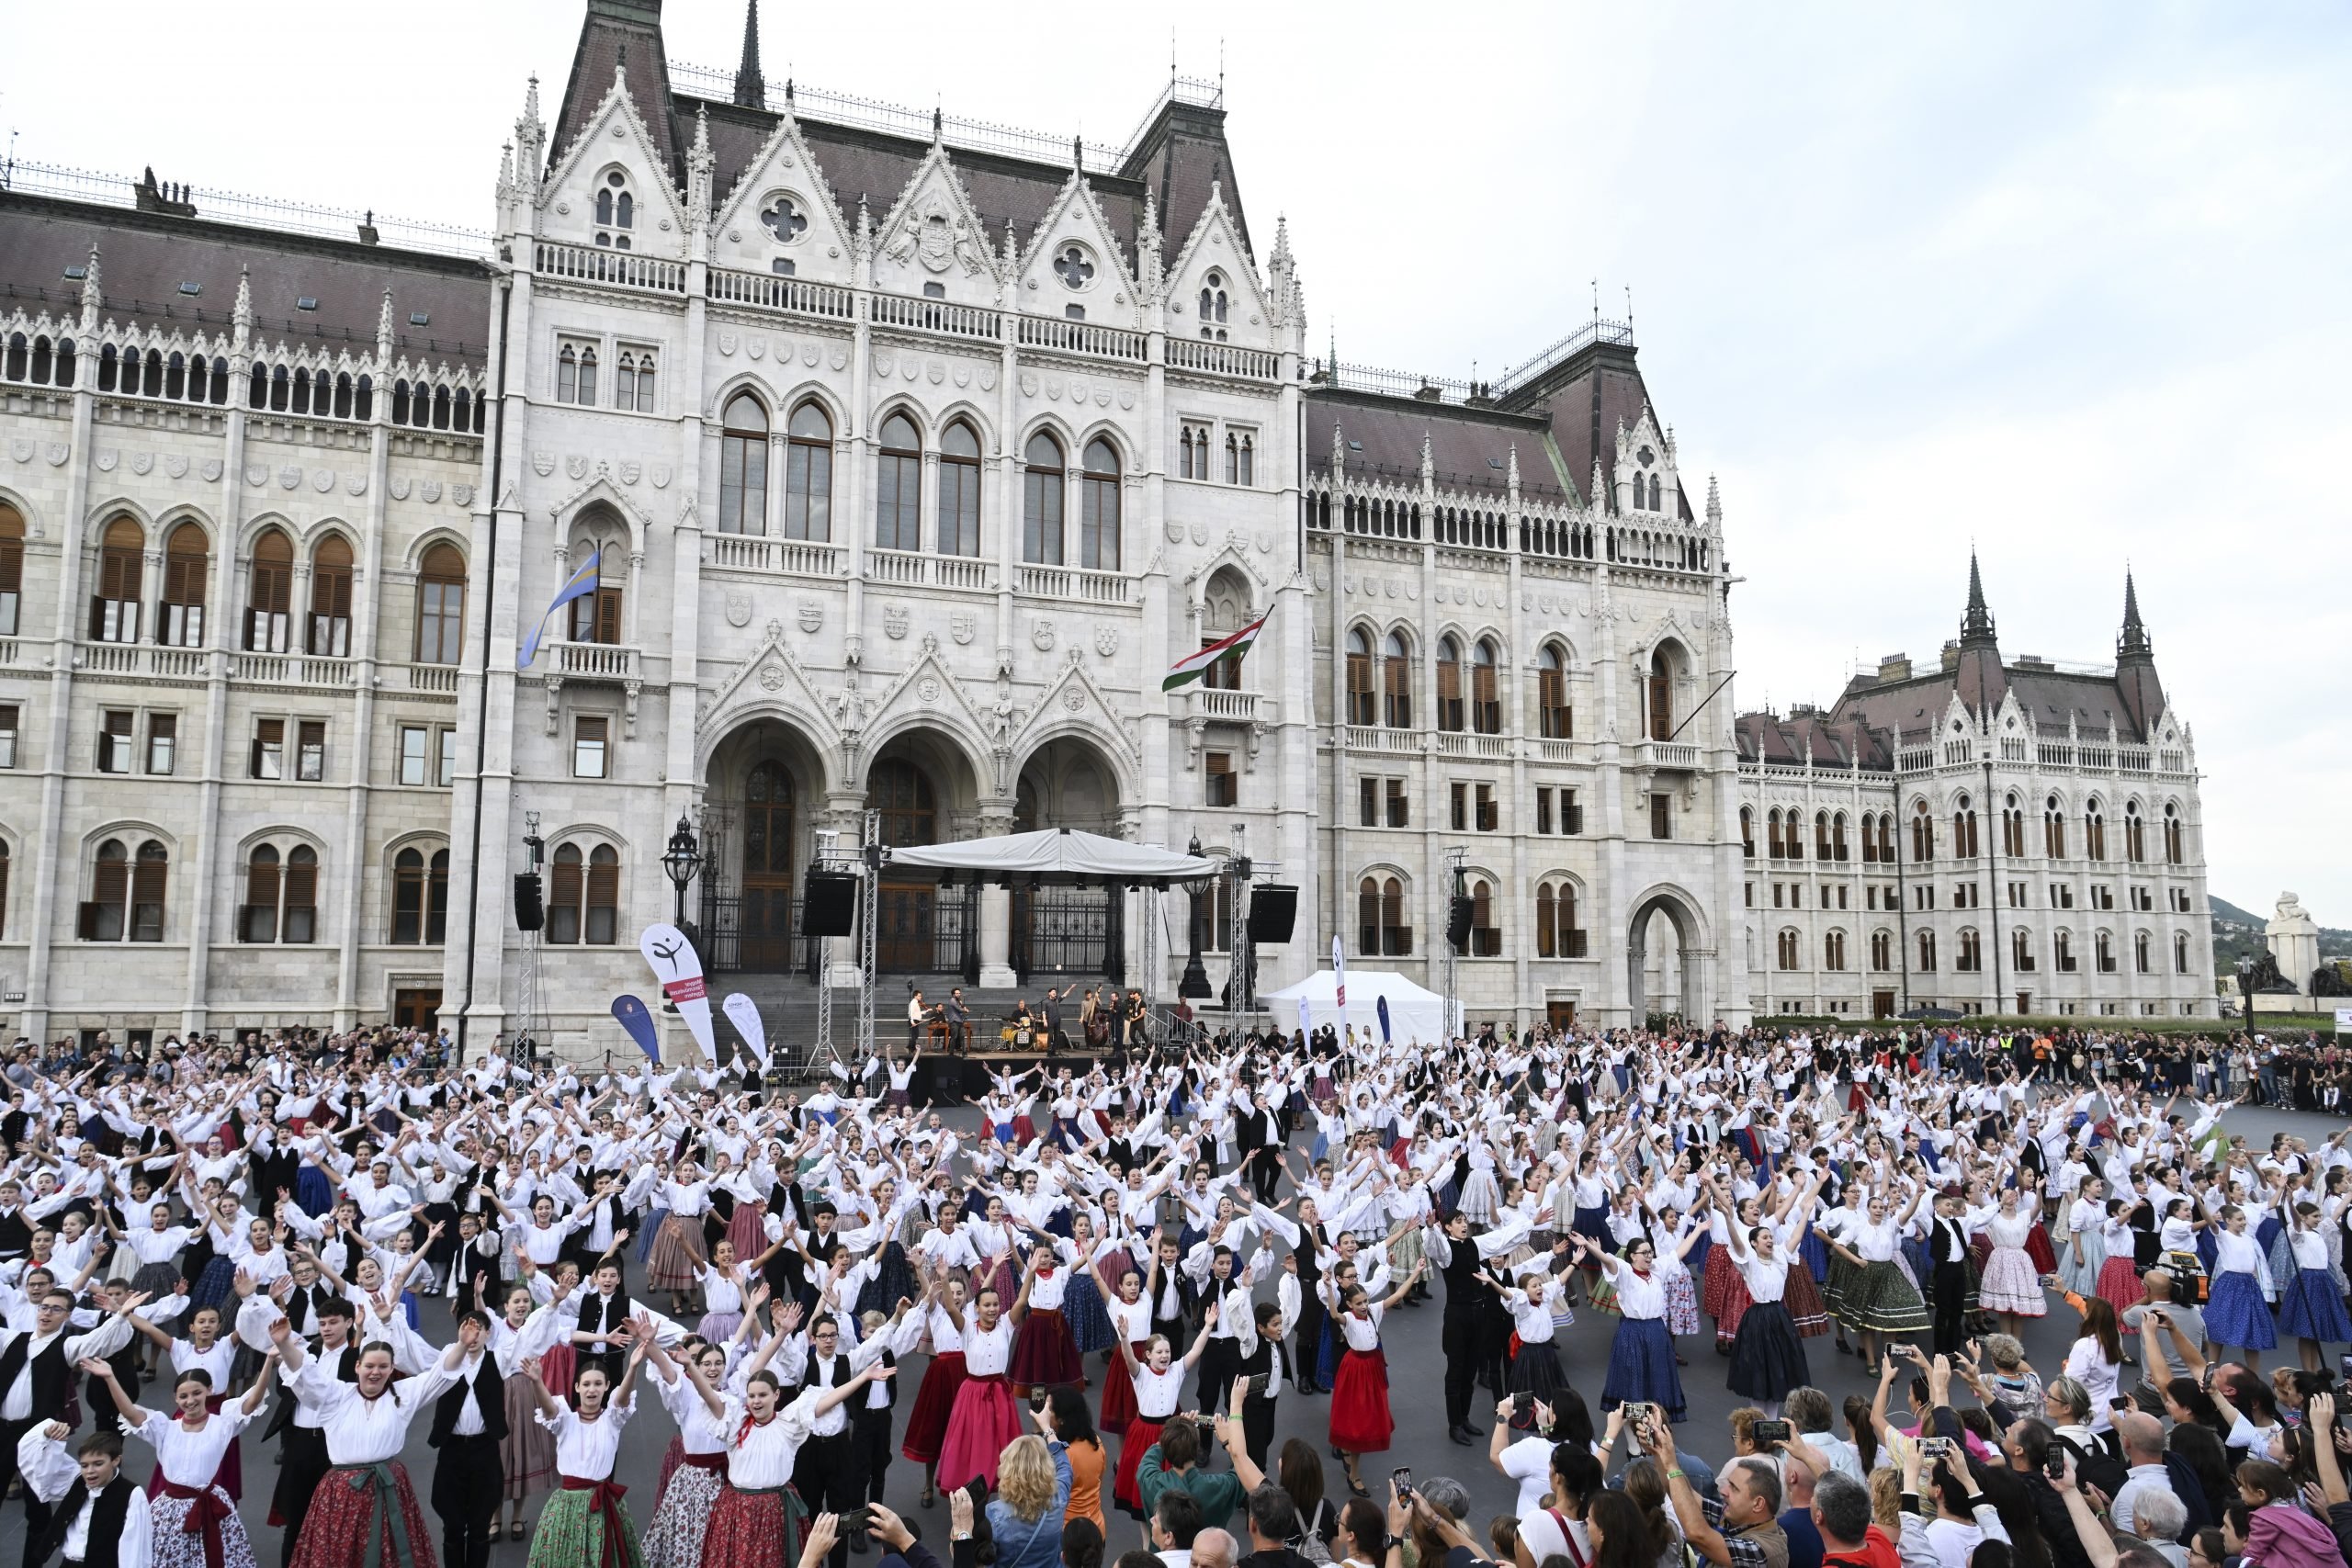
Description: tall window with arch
xmin=309 ymin=535 xmax=353 ymax=657
xmin=1345 ymin=630 xmax=1375 ymax=726
xmin=1876 ymin=813 xmax=1895 ymax=863
xmin=2085 ymin=800 xmax=2108 ymax=862
xmin=718 ymin=392 xmax=769 ymax=535
xmin=557 ymin=343 xmax=599 ymax=405
xmin=245 ymin=527 xmax=294 ymax=652
xmin=1815 ymin=811 xmax=1833 ymax=862
xmin=1467 ymin=877 xmax=1500 ymax=956
xmin=594 ymin=170 xmax=635 ymax=249
xmin=1080 ymin=437 xmax=1121 ymax=571
xmin=90 ymin=516 xmax=144 ymax=643
xmin=1871 ymin=930 xmax=1893 ymax=972
xmin=2134 ymin=930 xmax=2152 ymax=974
xmin=1435 ymin=637 xmax=1464 ymax=732
xmin=1952 ymin=795 xmax=1980 ymax=859
xmin=79 ymin=838 xmax=167 ymax=942
xmin=1536 ymin=645 xmax=1570 ymax=738
xmin=1767 ymin=809 xmax=1785 ymax=860
xmin=1777 ymin=930 xmax=1801 ymax=971
xmin=874 ymin=412 xmax=922 ymax=553
xmin=783 ymin=402 xmax=834 ymax=541
xmin=2012 ymin=929 xmax=2035 ymax=973
xmin=1382 ymin=632 xmax=1412 ymax=728
xmin=548 ymin=842 xmax=620 ymax=945
xmin=390 ymin=845 xmax=451 ymax=944
xmin=567 ymin=535 xmax=625 ymax=645
xmin=1957 ymin=929 xmax=1982 ymax=972
xmin=0 ymin=501 xmax=23 ymax=637
xmin=1358 ymin=875 xmax=1409 ymax=956
xmin=2003 ymin=794 xmax=2027 ymax=858
xmin=242 ymin=841 xmax=319 ymax=943
xmin=1911 ymin=800 xmax=1935 ymax=863
xmin=2174 ymin=931 xmax=2190 ymax=974
xmin=1917 ymin=929 xmax=1938 ymax=972
xmin=1198 ymin=271 xmax=1228 ymax=338
xmin=1832 ymin=812 xmax=1850 ymax=862
xmin=1471 ymin=638 xmax=1501 ymax=735
xmin=2124 ymin=801 xmax=2146 ymax=863
xmin=939 ymin=420 xmax=982 ymax=557
xmin=2043 ymin=795 xmax=2067 ymax=859
xmin=413 ymin=543 xmax=467 ymax=664
xmin=614 ymin=349 xmax=655 ymax=412
xmin=1740 ymin=807 xmax=1755 ymax=859
xmin=2096 ymin=930 xmax=2116 ymax=973
xmin=159 ymin=522 xmax=208 ymax=647
xmin=1536 ymin=879 xmax=1586 ymax=957
xmin=1825 ymin=929 xmax=1848 ymax=971
xmin=1645 ymin=649 xmax=1673 ymax=741
xmin=1023 ymin=431 xmax=1065 ymax=565
xmin=2164 ymin=803 xmax=2183 ymax=864
xmin=1858 ymin=811 xmax=1877 ymax=863
xmin=2055 ymin=929 xmax=2076 ymax=972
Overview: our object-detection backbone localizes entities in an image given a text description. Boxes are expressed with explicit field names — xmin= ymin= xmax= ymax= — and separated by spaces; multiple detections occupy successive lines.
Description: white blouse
xmin=1132 ymin=1363 xmax=1186 ymax=1419
xmin=962 ymin=1318 xmax=1014 ymax=1376
xmin=1337 ymin=1304 xmax=1385 ymax=1352
xmin=721 ymin=1390 xmax=822 ymax=1487
xmin=134 ymin=1407 xmax=256 ymax=1488
xmin=538 ymin=1403 xmax=631 ymax=1480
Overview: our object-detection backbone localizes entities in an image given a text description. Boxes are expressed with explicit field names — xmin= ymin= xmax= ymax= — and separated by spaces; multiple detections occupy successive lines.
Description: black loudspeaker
xmin=1246 ymin=885 xmax=1298 ymax=943
xmin=802 ymin=870 xmax=859 ymax=936
xmin=1445 ymin=895 xmax=1475 ymax=953
xmin=513 ymin=872 xmax=544 ymax=931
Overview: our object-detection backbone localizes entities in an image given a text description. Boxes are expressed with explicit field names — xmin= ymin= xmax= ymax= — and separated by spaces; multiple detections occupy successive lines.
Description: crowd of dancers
xmin=0 ymin=1021 xmax=2343 ymax=1568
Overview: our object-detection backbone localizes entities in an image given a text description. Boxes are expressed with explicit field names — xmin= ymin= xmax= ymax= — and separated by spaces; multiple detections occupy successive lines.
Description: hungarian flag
xmin=1163 ymin=612 xmax=1268 ymax=691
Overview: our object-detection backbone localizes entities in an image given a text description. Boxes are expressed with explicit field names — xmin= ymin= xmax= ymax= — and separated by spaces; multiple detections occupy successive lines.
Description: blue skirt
xmin=295 ymin=1166 xmax=335 ymax=1219
xmin=2279 ymin=1267 xmax=2352 ymax=1342
xmin=189 ymin=1256 xmax=237 ymax=1314
xmin=1317 ymin=1318 xmax=1342 ymax=1387
xmin=1800 ymin=1228 xmax=1830 ymax=1284
xmin=1600 ymin=1315 xmax=1687 ymax=1423
xmin=1063 ymin=1269 xmax=1117 ymax=1353
xmin=2205 ymin=1270 xmax=2278 ymax=1350
xmin=1572 ymin=1206 xmax=1611 ymax=1247
xmin=638 ymin=1209 xmax=667 ymax=1262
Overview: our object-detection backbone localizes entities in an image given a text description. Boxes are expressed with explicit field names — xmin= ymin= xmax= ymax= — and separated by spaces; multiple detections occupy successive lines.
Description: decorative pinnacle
xmin=2118 ymin=569 xmax=2153 ymax=659
xmin=1961 ymin=550 xmax=1996 ymax=642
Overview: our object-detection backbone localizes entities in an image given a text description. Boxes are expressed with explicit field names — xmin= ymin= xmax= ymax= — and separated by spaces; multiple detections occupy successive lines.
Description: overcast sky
xmin=6 ymin=2 xmax=2346 ymax=923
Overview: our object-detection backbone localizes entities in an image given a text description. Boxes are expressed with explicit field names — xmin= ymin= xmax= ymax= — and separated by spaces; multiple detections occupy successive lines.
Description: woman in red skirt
xmin=934 ymin=1251 xmax=1038 ymax=1495
xmin=1109 ymin=1323 xmax=1210 ymax=1517
xmin=899 ymin=1273 xmax=972 ymax=1507
xmin=1327 ymin=1259 xmax=1426 ymax=1497
xmin=273 ymin=1321 xmax=450 ymax=1568
xmin=1009 ymin=1232 xmax=1085 ymax=1396
xmin=1094 ymin=1260 xmax=1152 ymax=1438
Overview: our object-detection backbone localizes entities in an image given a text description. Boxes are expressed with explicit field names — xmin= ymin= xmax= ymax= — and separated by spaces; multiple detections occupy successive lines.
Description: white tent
xmin=1262 ymin=968 xmax=1459 ymax=1044
xmin=885 ymin=827 xmax=1220 ymax=886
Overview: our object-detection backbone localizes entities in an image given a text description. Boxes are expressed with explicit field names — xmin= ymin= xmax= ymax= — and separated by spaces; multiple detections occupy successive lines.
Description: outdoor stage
xmin=911 ymin=1046 xmax=1114 ymax=1104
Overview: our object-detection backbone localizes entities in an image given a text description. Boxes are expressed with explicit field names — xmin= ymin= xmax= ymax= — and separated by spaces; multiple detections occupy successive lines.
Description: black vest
xmin=0 ymin=1208 xmax=31 ymax=1261
xmin=797 ymin=1350 xmax=856 ymax=1406
xmin=281 ymin=1283 xmax=337 ymax=1338
xmin=426 ymin=1353 xmax=509 ymax=1446
xmin=32 ymin=1474 xmax=136 ymax=1568
xmin=0 ymin=1330 xmax=77 ymax=1424
xmin=579 ymin=1289 xmax=632 ymax=1340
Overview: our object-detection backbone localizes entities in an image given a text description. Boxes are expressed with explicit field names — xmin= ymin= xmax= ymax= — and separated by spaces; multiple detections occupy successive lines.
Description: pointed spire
xmin=932 ymin=105 xmax=944 ymax=147
xmin=514 ymin=74 xmax=547 ymax=182
xmin=1419 ymin=431 xmax=1434 ymax=484
xmin=232 ymin=265 xmax=253 ymax=335
xmin=78 ymin=243 xmax=103 ymax=317
xmin=733 ymin=0 xmax=765 ymax=108
xmin=1960 ymin=550 xmax=1996 ymax=644
xmin=1705 ymin=473 xmax=1722 ymax=529
xmin=2118 ymin=569 xmax=2153 ymax=660
xmin=376 ymin=288 xmax=396 ymax=360
xmin=1001 ymin=217 xmax=1020 ymax=273
xmin=687 ymin=106 xmax=716 ymax=231
xmin=1590 ymin=457 xmax=1608 ymax=514
xmin=1507 ymin=445 xmax=1521 ymax=489
xmin=1136 ymin=188 xmax=1163 ymax=297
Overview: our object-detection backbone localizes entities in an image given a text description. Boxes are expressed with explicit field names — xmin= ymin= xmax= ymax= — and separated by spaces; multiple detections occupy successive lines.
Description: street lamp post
xmin=662 ymin=813 xmax=704 ymax=934
xmin=1178 ymin=834 xmax=1213 ymax=1008
xmin=2238 ymin=953 xmax=2256 ymax=1041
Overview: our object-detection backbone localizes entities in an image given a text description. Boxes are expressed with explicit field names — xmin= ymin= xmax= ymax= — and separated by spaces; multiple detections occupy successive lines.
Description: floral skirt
xmin=153 ymin=1482 xmax=260 ymax=1568
xmin=700 ymin=1485 xmax=807 ymax=1568
xmin=1978 ymin=1247 xmax=2049 ymax=1317
xmin=526 ymin=1481 xmax=642 ymax=1568
xmin=287 ymin=1462 xmax=439 ymax=1568
xmin=642 ymin=1457 xmax=725 ymax=1568
xmin=1663 ymin=1269 xmax=1702 ymax=1337
xmin=647 ymin=1213 xmax=707 ymax=1293
xmin=2096 ymin=1256 xmax=2145 ymax=1327
xmin=1840 ymin=1259 xmax=1930 ymax=1335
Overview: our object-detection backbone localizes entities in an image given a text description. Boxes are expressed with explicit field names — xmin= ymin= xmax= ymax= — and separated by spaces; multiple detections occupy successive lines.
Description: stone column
xmin=978 ymin=803 xmax=1016 ymax=987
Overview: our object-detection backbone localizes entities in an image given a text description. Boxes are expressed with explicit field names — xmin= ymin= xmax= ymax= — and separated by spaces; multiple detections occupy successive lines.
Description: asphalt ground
xmin=0 ymin=1092 xmax=2324 ymax=1565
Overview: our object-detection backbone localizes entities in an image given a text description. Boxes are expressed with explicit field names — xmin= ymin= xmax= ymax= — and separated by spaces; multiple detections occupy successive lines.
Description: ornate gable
xmin=1017 ymin=649 xmax=1143 ymax=784
xmin=540 ymin=63 xmax=689 ymax=258
xmin=1162 ymin=183 xmax=1269 ymax=347
xmin=870 ymin=145 xmax=1001 ymax=302
xmin=698 ymin=619 xmax=845 ymax=750
xmin=1017 ymin=171 xmax=1143 ymax=327
xmin=707 ymin=109 xmax=854 ymax=287
xmin=1612 ymin=405 xmax=1680 ymax=518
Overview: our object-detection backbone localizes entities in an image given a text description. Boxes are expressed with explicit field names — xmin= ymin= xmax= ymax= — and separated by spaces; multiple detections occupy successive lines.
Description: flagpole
xmin=452 ymin=273 xmax=516 ymax=1061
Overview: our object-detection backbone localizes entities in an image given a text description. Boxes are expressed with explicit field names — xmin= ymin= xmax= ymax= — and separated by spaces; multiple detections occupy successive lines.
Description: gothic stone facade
xmin=0 ymin=1 xmax=2211 ymax=1050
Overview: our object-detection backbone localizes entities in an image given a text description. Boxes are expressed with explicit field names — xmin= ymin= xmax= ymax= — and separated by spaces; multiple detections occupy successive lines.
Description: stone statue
xmin=2267 ymin=890 xmax=2322 ymax=996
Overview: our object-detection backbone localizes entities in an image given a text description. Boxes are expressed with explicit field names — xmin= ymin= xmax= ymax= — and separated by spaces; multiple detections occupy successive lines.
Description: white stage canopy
xmin=1263 ymin=968 xmax=1460 ymax=1043
xmin=885 ymin=826 xmax=1222 ymax=886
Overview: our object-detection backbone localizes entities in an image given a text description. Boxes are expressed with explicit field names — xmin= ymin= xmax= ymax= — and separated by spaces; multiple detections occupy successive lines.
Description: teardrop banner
xmin=638 ymin=921 xmax=718 ymax=1063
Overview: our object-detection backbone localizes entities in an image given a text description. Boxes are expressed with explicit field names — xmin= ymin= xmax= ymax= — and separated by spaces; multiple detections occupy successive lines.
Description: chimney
xmin=1877 ymin=653 xmax=1911 ymax=682
xmin=1940 ymin=639 xmax=1962 ymax=673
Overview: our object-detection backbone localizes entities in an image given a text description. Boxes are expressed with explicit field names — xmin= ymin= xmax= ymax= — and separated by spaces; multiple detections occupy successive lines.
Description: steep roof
xmin=1502 ymin=337 xmax=1695 ymax=520
xmin=552 ymin=0 xmax=679 ymax=178
xmin=1304 ymin=388 xmax=1567 ymax=502
xmin=1736 ymin=709 xmax=1896 ymax=772
xmin=0 ymin=192 xmax=492 ymax=367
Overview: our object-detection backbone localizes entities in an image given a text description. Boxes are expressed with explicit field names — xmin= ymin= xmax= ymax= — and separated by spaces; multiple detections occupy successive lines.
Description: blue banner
xmin=611 ymin=994 xmax=661 ymax=1065
xmin=1376 ymin=995 xmax=1392 ymax=1044
xmin=518 ymin=547 xmax=601 ymax=670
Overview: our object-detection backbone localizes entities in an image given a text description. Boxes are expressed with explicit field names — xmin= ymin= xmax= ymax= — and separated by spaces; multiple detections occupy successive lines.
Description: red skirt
xmin=2025 ymin=1222 xmax=2059 ymax=1275
xmin=935 ymin=1372 xmax=1022 ymax=1494
xmin=724 ymin=1203 xmax=767 ymax=1261
xmin=1783 ymin=1259 xmax=1833 ymax=1338
xmin=656 ymin=1434 xmax=687 ymax=1505
xmin=1113 ymin=1414 xmax=1168 ymax=1513
xmin=2098 ymin=1256 xmax=2147 ymax=1329
xmin=700 ymin=1484 xmax=805 ymax=1568
xmin=1098 ymin=1348 xmax=1145 ymax=1435
xmin=1329 ymin=1347 xmax=1394 ymax=1454
xmin=540 ymin=1343 xmax=579 ymax=1403
xmin=1700 ymin=1249 xmax=1734 ymax=1320
xmin=1009 ymin=1308 xmax=1083 ymax=1391
xmin=1713 ymin=1267 xmax=1756 ymax=1349
xmin=288 ymin=1461 xmax=439 ymax=1568
xmin=899 ymin=1350 xmax=968 ymax=1463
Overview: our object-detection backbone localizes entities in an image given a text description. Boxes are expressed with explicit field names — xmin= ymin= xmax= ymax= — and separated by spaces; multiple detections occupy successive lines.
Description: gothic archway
xmin=1011 ymin=736 xmax=1127 ymax=985
xmin=702 ymin=718 xmax=831 ymax=974
xmin=1626 ymin=886 xmax=1708 ymax=1027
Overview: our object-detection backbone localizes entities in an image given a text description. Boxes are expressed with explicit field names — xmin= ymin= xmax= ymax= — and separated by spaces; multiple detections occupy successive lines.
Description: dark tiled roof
xmin=1122 ymin=96 xmax=1252 ymax=265
xmin=1736 ymin=710 xmax=1895 ymax=772
xmin=1821 ymin=664 xmax=2158 ymax=749
xmin=1506 ymin=341 xmax=1695 ymax=520
xmin=553 ymin=6 xmax=678 ymax=178
xmin=0 ymin=194 xmax=492 ymax=367
xmin=1304 ymin=389 xmax=1566 ymax=502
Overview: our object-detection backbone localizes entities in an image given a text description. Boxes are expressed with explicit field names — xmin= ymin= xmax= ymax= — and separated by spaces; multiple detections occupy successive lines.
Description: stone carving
xmin=926 ymin=361 xmax=945 ymax=385
xmin=421 ymin=480 xmax=443 ymax=504
xmin=565 ymin=456 xmax=588 ymax=480
xmin=279 ymin=466 xmax=302 ymax=490
xmin=1020 ymin=373 xmax=1039 ymax=397
xmin=828 ymin=350 xmax=848 ymax=372
xmin=7 ymin=440 xmax=28 ymax=464
xmin=874 ymin=351 xmax=895 ymax=378
xmin=619 ymin=462 xmax=641 ymax=486
xmin=96 ymin=449 xmax=119 ymax=472
xmin=346 ymin=473 xmax=368 ymax=496
xmin=390 ymin=476 xmax=413 ymax=501
xmin=917 ymin=676 xmax=941 ymax=705
xmin=883 ymin=604 xmax=910 ymax=639
xmin=1031 ymin=618 xmax=1057 ymax=652
xmin=533 ymin=452 xmax=556 ymax=476
xmin=1046 ymin=379 xmax=1063 ymax=402
xmin=747 ymin=338 xmax=766 ymax=360
xmin=312 ymin=468 xmax=335 ymax=493
xmin=882 ymin=193 xmax=987 ymax=276
xmin=718 ymin=333 xmax=738 ymax=355
xmin=1405 ymin=583 xmax=1419 ymax=601
xmin=900 ymin=360 xmax=917 ymax=382
xmin=42 ymin=443 xmax=65 ymax=467
xmin=1094 ymin=389 xmax=1112 ymax=408
xmin=1069 ymin=379 xmax=1086 ymax=403
xmin=797 ymin=600 xmax=823 ymax=633
xmin=978 ymin=367 xmax=997 ymax=392
xmin=949 ymin=612 xmax=976 ymax=645
xmin=200 ymin=459 xmax=222 ymax=483
xmin=164 ymin=455 xmax=188 ymax=479
xmin=130 ymin=452 xmax=153 ymax=476
xmin=725 ymin=592 xmax=752 ymax=626
xmin=953 ymin=364 xmax=971 ymax=388
xmin=758 ymin=662 xmax=786 ymax=692
xmin=1254 ymin=530 xmax=1274 ymax=554
xmin=1189 ymin=524 xmax=1209 ymax=546
xmin=1119 ymin=390 xmax=1136 ymax=411
xmin=801 ymin=345 xmax=820 ymax=367
xmin=1063 ymin=685 xmax=1086 ymax=712
xmin=453 ymin=484 xmax=474 ymax=507
xmin=1094 ymin=626 xmax=1119 ymax=657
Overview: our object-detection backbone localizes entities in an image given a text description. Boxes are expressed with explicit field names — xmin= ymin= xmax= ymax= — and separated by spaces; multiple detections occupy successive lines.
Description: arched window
xmin=1952 ymin=794 xmax=1980 ymax=859
xmin=0 ymin=502 xmax=22 ymax=637
xmin=414 ymin=543 xmax=466 ymax=664
xmin=1646 ymin=649 xmax=1672 ymax=740
xmin=1767 ymin=809 xmax=1784 ymax=860
xmin=1382 ymin=632 xmax=1412 ymax=728
xmin=1435 ymin=637 xmax=1464 ymax=732
xmin=1740 ymin=807 xmax=1755 ymax=859
xmin=1916 ymin=929 xmax=1937 ymax=972
xmin=1832 ymin=812 xmax=1850 ymax=862
xmin=1857 ymin=812 xmax=1874 ymax=863
xmin=612 ymin=349 xmax=655 ymax=412
xmin=245 ymin=527 xmax=294 ymax=652
xmin=309 ymin=535 xmax=353 ymax=657
xmin=1871 ymin=930 xmax=1893 ymax=972
xmin=718 ymin=392 xmax=769 ymax=535
xmin=1357 ymin=874 xmax=1408 ymax=956
xmin=1536 ymin=645 xmax=1570 ymax=738
xmin=241 ymin=842 xmax=318 ymax=943
xmin=2055 ymin=929 xmax=2076 ymax=972
xmin=2164 ymin=804 xmax=2183 ymax=865
xmin=1022 ymin=431 xmax=1064 ymax=565
xmin=1471 ymin=638 xmax=1501 ymax=734
xmin=2134 ymin=930 xmax=2151 ymax=974
xmin=159 ymin=522 xmax=208 ymax=648
xmin=939 ymin=420 xmax=982 ymax=558
xmin=2002 ymin=794 xmax=2027 ymax=858
xmin=548 ymin=842 xmax=620 ymax=945
xmin=1957 ymin=929 xmax=1982 ymax=972
xmin=390 ymin=845 xmax=452 ymax=945
xmin=1178 ymin=427 xmax=1197 ymax=481
xmin=1199 ymin=271 xmax=1229 ymax=336
xmin=568 ymin=534 xmax=624 ymax=645
xmin=80 ymin=839 xmax=167 ymax=942
xmin=2086 ymin=799 xmax=2108 ymax=862
xmin=1784 ymin=807 xmax=1803 ymax=862
xmin=1911 ymin=800 xmax=1935 ymax=863
xmin=874 ymin=412 xmax=922 ymax=553
xmin=1080 ymin=437 xmax=1121 ymax=571
xmin=1815 ymin=811 xmax=1833 ymax=861
xmin=2095 ymin=930 xmax=2115 ymax=973
xmin=1825 ymin=930 xmax=1848 ymax=971
xmin=2175 ymin=931 xmax=2189 ymax=974
xmin=2012 ymin=929 xmax=2035 ymax=973
xmin=1776 ymin=929 xmax=1800 ymax=971
xmin=1345 ymin=629 xmax=1375 ymax=726
xmin=1877 ymin=814 xmax=1894 ymax=863
xmin=2124 ymin=801 xmax=2146 ymax=863
xmin=1534 ymin=879 xmax=1584 ymax=957
xmin=2043 ymin=795 xmax=2067 ymax=859
xmin=90 ymin=516 xmax=144 ymax=643
xmin=783 ymin=402 xmax=834 ymax=541
xmin=594 ymin=171 xmax=634 ymax=249
xmin=1458 ymin=877 xmax=1495 ymax=956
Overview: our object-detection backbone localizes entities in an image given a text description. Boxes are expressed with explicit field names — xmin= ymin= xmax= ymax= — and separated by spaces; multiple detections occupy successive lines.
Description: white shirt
xmin=290 ymin=1357 xmax=462 ymax=1462
xmin=1 ymin=1315 xmax=136 ymax=1422
xmin=13 ymin=1427 xmax=152 ymax=1568
xmin=539 ymin=1402 xmax=631 ymax=1480
xmin=721 ymin=1389 xmax=822 ymax=1487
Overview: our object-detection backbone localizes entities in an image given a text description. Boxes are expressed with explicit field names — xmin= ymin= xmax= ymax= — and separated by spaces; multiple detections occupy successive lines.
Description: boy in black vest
xmin=0 ymin=1286 xmax=144 ymax=1568
xmin=266 ymin=1295 xmax=358 ymax=1568
xmin=21 ymin=1425 xmax=148 ymax=1568
xmin=427 ymin=1309 xmax=508 ymax=1568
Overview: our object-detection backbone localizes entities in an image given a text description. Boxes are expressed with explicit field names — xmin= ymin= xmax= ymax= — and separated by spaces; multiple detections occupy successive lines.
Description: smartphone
xmin=2043 ymin=1449 xmax=2067 ymax=1481
xmin=1391 ymin=1467 xmax=1413 ymax=1499
xmin=1245 ymin=1372 xmax=1272 ymax=1400
xmin=1753 ymin=1419 xmax=1791 ymax=1446
xmin=842 ymin=1507 xmax=874 ymax=1536
xmin=1029 ymin=1391 xmax=1049 ymax=1413
xmin=1919 ymin=1437 xmax=1951 ymax=1459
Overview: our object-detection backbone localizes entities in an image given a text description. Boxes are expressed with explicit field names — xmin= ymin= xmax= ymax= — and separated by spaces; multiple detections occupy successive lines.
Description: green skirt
xmin=526 ymin=1483 xmax=644 ymax=1568
xmin=1841 ymin=1258 xmax=1931 ymax=1335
